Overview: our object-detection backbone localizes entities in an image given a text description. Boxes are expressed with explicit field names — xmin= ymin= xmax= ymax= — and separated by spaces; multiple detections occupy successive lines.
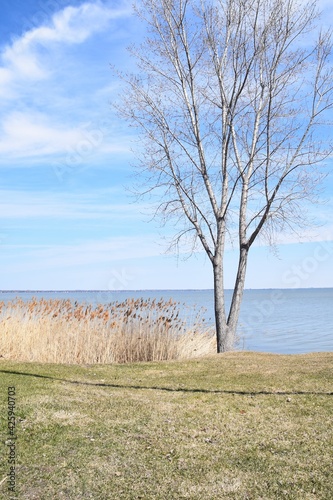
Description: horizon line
xmin=0 ymin=287 xmax=332 ymax=292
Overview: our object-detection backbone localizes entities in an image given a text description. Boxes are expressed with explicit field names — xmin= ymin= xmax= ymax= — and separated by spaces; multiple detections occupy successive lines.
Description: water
xmin=0 ymin=288 xmax=332 ymax=354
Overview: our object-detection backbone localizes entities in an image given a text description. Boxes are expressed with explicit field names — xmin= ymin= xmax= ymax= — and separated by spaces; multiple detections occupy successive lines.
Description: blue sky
xmin=0 ymin=0 xmax=332 ymax=291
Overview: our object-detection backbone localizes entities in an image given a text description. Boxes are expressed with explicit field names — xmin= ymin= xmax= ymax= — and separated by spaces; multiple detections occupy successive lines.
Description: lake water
xmin=0 ymin=288 xmax=332 ymax=354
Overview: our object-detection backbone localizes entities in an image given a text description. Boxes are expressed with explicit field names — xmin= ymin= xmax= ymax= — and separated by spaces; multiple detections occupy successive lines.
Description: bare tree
xmin=117 ymin=0 xmax=333 ymax=352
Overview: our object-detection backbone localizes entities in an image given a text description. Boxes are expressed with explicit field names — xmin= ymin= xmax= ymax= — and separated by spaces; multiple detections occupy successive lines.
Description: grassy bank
xmin=0 ymin=352 xmax=332 ymax=499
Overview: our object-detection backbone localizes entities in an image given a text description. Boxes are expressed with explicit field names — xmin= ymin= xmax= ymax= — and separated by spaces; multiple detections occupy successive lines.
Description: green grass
xmin=0 ymin=352 xmax=332 ymax=499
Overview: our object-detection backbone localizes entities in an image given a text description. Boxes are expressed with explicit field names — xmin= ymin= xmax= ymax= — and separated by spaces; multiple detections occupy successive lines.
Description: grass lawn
xmin=0 ymin=351 xmax=332 ymax=499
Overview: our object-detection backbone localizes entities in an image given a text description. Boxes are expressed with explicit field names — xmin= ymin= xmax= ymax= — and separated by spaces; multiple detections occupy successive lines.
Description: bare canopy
xmin=117 ymin=0 xmax=333 ymax=352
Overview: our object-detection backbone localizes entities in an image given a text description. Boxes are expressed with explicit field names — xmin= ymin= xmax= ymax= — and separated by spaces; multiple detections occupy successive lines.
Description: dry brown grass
xmin=0 ymin=297 xmax=215 ymax=364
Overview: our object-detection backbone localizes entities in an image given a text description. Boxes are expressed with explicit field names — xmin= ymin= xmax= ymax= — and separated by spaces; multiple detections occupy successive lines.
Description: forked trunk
xmin=214 ymin=247 xmax=249 ymax=353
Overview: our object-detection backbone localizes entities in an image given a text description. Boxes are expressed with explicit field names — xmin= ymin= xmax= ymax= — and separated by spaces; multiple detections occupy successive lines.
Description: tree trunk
xmin=213 ymin=258 xmax=230 ymax=353
xmin=214 ymin=246 xmax=249 ymax=353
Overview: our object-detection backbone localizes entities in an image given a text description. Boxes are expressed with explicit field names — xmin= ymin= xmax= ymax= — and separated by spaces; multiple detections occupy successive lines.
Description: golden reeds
xmin=0 ymin=297 xmax=215 ymax=364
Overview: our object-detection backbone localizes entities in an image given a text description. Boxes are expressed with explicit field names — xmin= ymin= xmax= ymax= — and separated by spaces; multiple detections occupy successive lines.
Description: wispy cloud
xmin=0 ymin=1 xmax=133 ymax=163
xmin=0 ymin=111 xmax=132 ymax=162
xmin=0 ymin=111 xmax=82 ymax=158
xmin=1 ymin=1 xmax=131 ymax=91
xmin=0 ymin=188 xmax=145 ymax=220
xmin=2 ymin=235 xmax=162 ymax=273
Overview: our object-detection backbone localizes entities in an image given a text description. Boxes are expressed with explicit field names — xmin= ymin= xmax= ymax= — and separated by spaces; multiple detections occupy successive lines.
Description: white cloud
xmin=1 ymin=2 xmax=130 ymax=87
xmin=0 ymin=2 xmax=133 ymax=163
xmin=43 ymin=2 xmax=126 ymax=43
xmin=0 ymin=111 xmax=81 ymax=157
xmin=2 ymin=235 xmax=162 ymax=274
xmin=2 ymin=40 xmax=47 ymax=81
xmin=0 ymin=67 xmax=12 ymax=87
xmin=0 ymin=188 xmax=146 ymax=221
xmin=0 ymin=110 xmax=132 ymax=162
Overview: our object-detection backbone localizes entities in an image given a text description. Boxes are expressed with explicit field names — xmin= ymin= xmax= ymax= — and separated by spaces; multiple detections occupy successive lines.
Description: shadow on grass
xmin=1 ymin=369 xmax=332 ymax=396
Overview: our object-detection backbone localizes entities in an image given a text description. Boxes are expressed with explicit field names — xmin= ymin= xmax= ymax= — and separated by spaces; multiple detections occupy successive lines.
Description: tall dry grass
xmin=0 ymin=297 xmax=215 ymax=364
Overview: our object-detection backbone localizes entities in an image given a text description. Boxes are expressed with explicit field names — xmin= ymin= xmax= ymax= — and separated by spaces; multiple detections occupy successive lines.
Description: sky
xmin=0 ymin=0 xmax=332 ymax=291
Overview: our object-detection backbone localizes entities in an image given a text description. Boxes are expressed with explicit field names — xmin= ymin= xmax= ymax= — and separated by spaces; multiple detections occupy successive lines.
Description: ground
xmin=0 ymin=352 xmax=332 ymax=499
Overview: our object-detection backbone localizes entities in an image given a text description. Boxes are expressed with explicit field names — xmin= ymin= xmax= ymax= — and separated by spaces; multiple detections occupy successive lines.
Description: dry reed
xmin=0 ymin=297 xmax=215 ymax=364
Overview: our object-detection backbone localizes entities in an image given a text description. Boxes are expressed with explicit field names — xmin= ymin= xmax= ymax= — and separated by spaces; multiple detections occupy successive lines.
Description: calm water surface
xmin=1 ymin=288 xmax=332 ymax=354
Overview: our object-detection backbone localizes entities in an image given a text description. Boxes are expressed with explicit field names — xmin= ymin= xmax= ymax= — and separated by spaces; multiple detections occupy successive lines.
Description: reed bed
xmin=0 ymin=297 xmax=215 ymax=364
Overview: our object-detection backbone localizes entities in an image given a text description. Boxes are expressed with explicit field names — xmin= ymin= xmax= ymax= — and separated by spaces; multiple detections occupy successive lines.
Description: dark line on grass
xmin=1 ymin=369 xmax=332 ymax=396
